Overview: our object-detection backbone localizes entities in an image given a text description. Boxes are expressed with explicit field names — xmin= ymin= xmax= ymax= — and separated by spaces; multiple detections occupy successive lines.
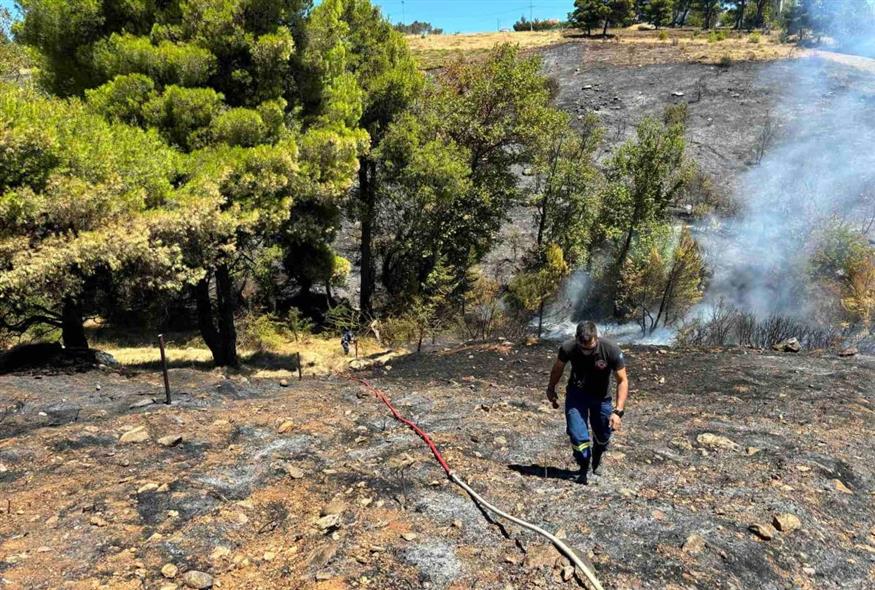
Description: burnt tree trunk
xmin=195 ymin=266 xmax=239 ymax=367
xmin=358 ymin=158 xmax=377 ymax=317
xmin=61 ymin=298 xmax=88 ymax=349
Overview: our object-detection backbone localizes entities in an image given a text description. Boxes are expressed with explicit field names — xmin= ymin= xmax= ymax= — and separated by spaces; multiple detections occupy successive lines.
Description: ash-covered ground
xmin=1 ymin=343 xmax=872 ymax=589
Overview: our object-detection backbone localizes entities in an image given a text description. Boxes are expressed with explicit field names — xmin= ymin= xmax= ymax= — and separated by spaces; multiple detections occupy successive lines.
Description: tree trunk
xmin=214 ymin=264 xmax=238 ymax=367
xmin=358 ymin=158 xmax=376 ymax=317
xmin=61 ymin=298 xmax=88 ymax=349
xmin=195 ymin=267 xmax=239 ymax=367
xmin=735 ymin=0 xmax=747 ymax=29
xmin=602 ymin=19 xmax=609 ymax=37
xmin=537 ymin=298 xmax=545 ymax=338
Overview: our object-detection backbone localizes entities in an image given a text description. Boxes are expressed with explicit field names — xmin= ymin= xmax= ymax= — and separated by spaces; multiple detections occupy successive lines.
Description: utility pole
xmin=401 ymin=0 xmax=405 ymax=25
xmin=529 ymin=0 xmax=534 ymax=30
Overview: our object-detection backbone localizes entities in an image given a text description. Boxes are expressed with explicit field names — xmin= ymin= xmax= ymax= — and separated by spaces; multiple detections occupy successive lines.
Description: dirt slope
xmin=0 ymin=343 xmax=873 ymax=589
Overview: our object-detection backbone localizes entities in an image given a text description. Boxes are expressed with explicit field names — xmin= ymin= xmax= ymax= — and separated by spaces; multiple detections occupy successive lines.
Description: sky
xmin=1 ymin=0 xmax=576 ymax=34
xmin=371 ymin=0 xmax=574 ymax=33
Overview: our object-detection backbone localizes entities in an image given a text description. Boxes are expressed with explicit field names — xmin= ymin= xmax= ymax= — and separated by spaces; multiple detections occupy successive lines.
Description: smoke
xmin=699 ymin=54 xmax=875 ymax=320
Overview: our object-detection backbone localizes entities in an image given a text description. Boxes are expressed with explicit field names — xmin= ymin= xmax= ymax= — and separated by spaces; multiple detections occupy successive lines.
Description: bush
xmin=748 ymin=31 xmax=762 ymax=44
xmin=658 ymin=31 xmax=669 ymax=41
xmin=707 ymin=30 xmax=727 ymax=43
xmin=718 ymin=54 xmax=733 ymax=67
xmin=675 ymin=302 xmax=844 ymax=350
xmin=237 ymin=313 xmax=288 ymax=351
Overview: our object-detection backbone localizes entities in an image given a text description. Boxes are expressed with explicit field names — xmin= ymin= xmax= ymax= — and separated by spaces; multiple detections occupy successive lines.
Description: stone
xmin=129 ymin=399 xmax=154 ymax=409
xmin=833 ymin=479 xmax=853 ymax=494
xmin=773 ymin=513 xmax=801 ymax=533
xmin=160 ymin=585 xmax=178 ymax=590
xmin=316 ymin=513 xmax=341 ymax=531
xmin=401 ymin=532 xmax=418 ymax=541
xmin=284 ymin=465 xmax=305 ymax=479
xmin=772 ymin=337 xmax=801 ymax=353
xmin=321 ymin=498 xmax=346 ymax=516
xmin=119 ymin=426 xmax=150 ymax=444
xmin=158 ymin=434 xmax=183 ymax=447
xmin=209 ymin=546 xmax=231 ymax=561
xmin=161 ymin=563 xmax=178 ymax=578
xmin=44 ymin=402 xmax=81 ymax=426
xmin=561 ymin=565 xmax=575 ymax=581
xmin=263 ymin=551 xmax=275 ymax=561
xmin=696 ymin=433 xmax=740 ymax=451
xmin=307 ymin=543 xmax=338 ymax=569
xmin=838 ymin=347 xmax=858 ymax=357
xmin=682 ymin=533 xmax=706 ymax=554
xmin=277 ymin=420 xmax=294 ymax=434
xmin=524 ymin=544 xmax=557 ymax=569
xmin=749 ymin=523 xmax=776 ymax=540
xmin=279 ymin=379 xmax=289 ymax=387
xmin=137 ymin=482 xmax=159 ymax=494
xmin=746 ymin=447 xmax=762 ymax=456
xmin=216 ymin=381 xmax=238 ymax=396
xmin=494 ymin=436 xmax=508 ymax=447
xmin=180 ymin=570 xmax=213 ymax=589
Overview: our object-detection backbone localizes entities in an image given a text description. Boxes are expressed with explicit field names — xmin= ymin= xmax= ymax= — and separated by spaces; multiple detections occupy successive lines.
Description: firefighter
xmin=545 ymin=321 xmax=628 ymax=485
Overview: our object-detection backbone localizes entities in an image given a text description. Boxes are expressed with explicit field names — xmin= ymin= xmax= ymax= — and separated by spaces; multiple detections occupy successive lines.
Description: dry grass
xmin=90 ymin=330 xmax=392 ymax=376
xmin=406 ymin=28 xmax=802 ymax=69
xmin=406 ymin=30 xmax=567 ymax=69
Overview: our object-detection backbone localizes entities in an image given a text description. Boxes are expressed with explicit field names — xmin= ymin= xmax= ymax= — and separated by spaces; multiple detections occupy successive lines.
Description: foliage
xmin=394 ymin=21 xmax=443 ymax=35
xmin=0 ymin=84 xmax=192 ymax=347
xmin=811 ymin=224 xmax=875 ymax=328
xmin=513 ymin=17 xmax=563 ymax=32
xmin=643 ymin=0 xmax=675 ymax=29
xmin=530 ymin=113 xmax=604 ymax=267
xmin=375 ymin=44 xmax=563 ymax=309
xmin=600 ymin=110 xmax=692 ymax=273
xmin=617 ymin=226 xmax=705 ymax=335
xmin=286 ymin=307 xmax=315 ymax=342
xmin=569 ymin=0 xmax=633 ymax=35
xmin=708 ymin=29 xmax=728 ymax=42
xmin=508 ymin=243 xmax=570 ymax=337
xmin=748 ymin=31 xmax=761 ymax=43
xmin=16 ymin=0 xmax=366 ymax=365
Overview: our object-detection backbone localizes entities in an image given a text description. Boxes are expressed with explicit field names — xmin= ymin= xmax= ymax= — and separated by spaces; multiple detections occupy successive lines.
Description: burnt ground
xmin=0 ymin=344 xmax=873 ymax=589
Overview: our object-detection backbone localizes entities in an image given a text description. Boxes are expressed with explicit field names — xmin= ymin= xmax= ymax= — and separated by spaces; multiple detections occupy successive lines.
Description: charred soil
xmin=0 ymin=343 xmax=873 ymax=589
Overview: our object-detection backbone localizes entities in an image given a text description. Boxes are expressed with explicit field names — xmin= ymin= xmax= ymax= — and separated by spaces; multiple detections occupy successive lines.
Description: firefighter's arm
xmin=546 ymin=359 xmax=565 ymax=408
xmin=610 ymin=367 xmax=628 ymax=430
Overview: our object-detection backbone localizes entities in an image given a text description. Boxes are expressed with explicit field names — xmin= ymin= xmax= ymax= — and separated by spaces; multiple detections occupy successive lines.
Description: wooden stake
xmin=296 ymin=351 xmax=303 ymax=380
xmin=158 ymin=334 xmax=171 ymax=405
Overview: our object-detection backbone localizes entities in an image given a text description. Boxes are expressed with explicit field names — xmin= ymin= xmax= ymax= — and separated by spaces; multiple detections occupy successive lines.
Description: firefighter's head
xmin=575 ymin=321 xmax=598 ymax=354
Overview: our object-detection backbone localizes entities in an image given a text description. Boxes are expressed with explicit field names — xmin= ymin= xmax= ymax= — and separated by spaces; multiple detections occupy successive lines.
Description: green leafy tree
xmin=303 ymin=0 xmax=422 ymax=317
xmin=17 ymin=0 xmax=365 ymax=366
xmin=375 ymin=44 xmax=563 ymax=310
xmin=530 ymin=113 xmax=604 ymax=268
xmin=601 ymin=109 xmax=692 ymax=275
xmin=643 ymin=0 xmax=676 ymax=28
xmin=509 ymin=243 xmax=571 ymax=337
xmin=570 ymin=0 xmax=609 ymax=35
xmin=0 ymin=84 xmax=193 ymax=347
xmin=618 ymin=225 xmax=705 ymax=335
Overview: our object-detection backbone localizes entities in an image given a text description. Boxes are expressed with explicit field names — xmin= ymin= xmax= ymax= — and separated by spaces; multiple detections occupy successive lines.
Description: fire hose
xmin=352 ymin=376 xmax=606 ymax=590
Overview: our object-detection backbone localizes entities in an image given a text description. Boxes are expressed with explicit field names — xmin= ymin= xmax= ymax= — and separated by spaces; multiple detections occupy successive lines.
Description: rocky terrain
xmin=1 ymin=342 xmax=873 ymax=589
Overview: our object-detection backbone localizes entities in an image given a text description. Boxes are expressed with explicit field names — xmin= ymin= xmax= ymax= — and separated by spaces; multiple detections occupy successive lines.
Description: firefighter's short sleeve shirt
xmin=557 ymin=338 xmax=625 ymax=398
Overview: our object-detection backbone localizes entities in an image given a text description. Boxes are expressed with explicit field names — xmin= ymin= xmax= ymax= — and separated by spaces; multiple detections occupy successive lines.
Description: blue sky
xmin=372 ymin=0 xmax=574 ymax=33
xmin=1 ymin=0 xmax=575 ymax=33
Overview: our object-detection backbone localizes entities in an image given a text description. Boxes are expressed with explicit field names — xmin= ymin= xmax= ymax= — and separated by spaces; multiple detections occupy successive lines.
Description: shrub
xmin=718 ymin=55 xmax=733 ymax=67
xmin=237 ymin=313 xmax=288 ymax=352
xmin=707 ymin=30 xmax=727 ymax=43
xmin=658 ymin=31 xmax=669 ymax=41
xmin=748 ymin=31 xmax=761 ymax=44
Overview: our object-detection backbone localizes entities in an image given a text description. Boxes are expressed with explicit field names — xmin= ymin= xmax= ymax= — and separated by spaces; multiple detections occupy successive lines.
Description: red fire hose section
xmin=351 ymin=376 xmax=606 ymax=590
